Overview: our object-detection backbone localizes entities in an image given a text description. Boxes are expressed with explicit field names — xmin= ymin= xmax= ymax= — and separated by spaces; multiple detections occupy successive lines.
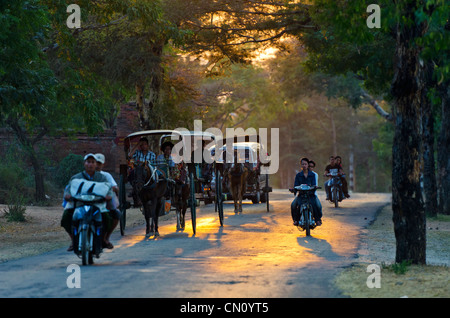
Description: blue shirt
xmin=294 ymin=170 xmax=317 ymax=187
xmin=133 ymin=150 xmax=156 ymax=165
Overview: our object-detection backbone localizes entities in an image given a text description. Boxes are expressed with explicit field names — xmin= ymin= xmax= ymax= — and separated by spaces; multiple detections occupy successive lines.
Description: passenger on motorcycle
xmin=94 ymin=153 xmax=121 ymax=249
xmin=308 ymin=160 xmax=323 ymax=220
xmin=61 ymin=154 xmax=114 ymax=252
xmin=323 ymin=156 xmax=344 ymax=201
xmin=334 ymin=156 xmax=350 ymax=198
xmin=291 ymin=157 xmax=322 ymax=226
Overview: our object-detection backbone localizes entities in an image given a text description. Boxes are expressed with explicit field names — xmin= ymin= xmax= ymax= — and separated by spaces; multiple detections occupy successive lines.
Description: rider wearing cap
xmin=94 ymin=153 xmax=121 ymax=249
xmin=61 ymin=153 xmax=113 ymax=252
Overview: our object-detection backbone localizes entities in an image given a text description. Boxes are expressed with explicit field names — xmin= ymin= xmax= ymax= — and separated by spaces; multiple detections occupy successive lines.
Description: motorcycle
xmin=327 ymin=170 xmax=344 ymax=208
xmin=69 ymin=179 xmax=111 ymax=265
xmin=290 ymin=185 xmax=321 ymax=236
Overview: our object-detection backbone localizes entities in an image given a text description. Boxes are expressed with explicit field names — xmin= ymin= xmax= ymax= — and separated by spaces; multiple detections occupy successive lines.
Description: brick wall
xmin=0 ymin=103 xmax=140 ymax=178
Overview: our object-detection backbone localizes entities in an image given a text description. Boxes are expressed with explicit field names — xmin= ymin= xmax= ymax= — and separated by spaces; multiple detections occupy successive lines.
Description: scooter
xmin=69 ymin=180 xmax=111 ymax=265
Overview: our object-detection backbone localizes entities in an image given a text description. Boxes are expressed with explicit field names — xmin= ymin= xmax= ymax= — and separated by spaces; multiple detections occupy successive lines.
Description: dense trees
xmin=1 ymin=0 xmax=448 ymax=264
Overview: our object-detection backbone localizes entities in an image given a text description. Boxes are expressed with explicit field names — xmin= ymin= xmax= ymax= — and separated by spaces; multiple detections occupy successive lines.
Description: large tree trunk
xmin=135 ymin=82 xmax=150 ymax=130
xmin=8 ymin=118 xmax=46 ymax=202
xmin=135 ymin=42 xmax=164 ymax=130
xmin=437 ymin=84 xmax=450 ymax=215
xmin=391 ymin=4 xmax=428 ymax=264
xmin=421 ymin=62 xmax=438 ymax=217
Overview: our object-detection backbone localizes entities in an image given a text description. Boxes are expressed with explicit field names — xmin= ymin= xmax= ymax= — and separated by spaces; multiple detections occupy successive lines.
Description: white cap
xmin=95 ymin=153 xmax=105 ymax=164
xmin=84 ymin=153 xmax=96 ymax=161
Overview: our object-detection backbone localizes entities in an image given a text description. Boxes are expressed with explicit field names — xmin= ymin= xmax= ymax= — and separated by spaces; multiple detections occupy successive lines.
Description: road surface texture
xmin=0 ymin=190 xmax=390 ymax=298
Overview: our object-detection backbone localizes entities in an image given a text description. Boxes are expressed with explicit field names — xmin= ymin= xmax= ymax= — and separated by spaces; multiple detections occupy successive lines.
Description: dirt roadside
xmin=1 ymin=203 xmax=449 ymax=298
xmin=0 ymin=204 xmax=155 ymax=263
xmin=334 ymin=204 xmax=450 ymax=298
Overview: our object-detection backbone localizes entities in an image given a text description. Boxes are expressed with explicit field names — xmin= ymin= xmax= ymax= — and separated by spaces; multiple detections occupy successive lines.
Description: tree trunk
xmin=391 ymin=5 xmax=428 ymax=264
xmin=135 ymin=42 xmax=164 ymax=130
xmin=29 ymin=150 xmax=45 ymax=202
xmin=135 ymin=83 xmax=150 ymax=130
xmin=437 ymin=84 xmax=450 ymax=215
xmin=421 ymin=62 xmax=438 ymax=217
xmin=8 ymin=118 xmax=46 ymax=202
xmin=330 ymin=112 xmax=337 ymax=156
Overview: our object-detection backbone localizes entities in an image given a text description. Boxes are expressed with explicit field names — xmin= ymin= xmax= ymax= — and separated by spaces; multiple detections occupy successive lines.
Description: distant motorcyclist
xmin=323 ymin=156 xmax=343 ymax=201
xmin=334 ymin=156 xmax=350 ymax=198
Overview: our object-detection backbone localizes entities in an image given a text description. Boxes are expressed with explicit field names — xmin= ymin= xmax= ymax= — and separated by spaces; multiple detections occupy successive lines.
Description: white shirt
xmin=311 ymin=171 xmax=319 ymax=186
xmin=100 ymin=171 xmax=117 ymax=187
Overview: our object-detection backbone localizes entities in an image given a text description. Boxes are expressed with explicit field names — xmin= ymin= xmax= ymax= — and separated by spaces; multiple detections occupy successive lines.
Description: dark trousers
xmin=291 ymin=195 xmax=322 ymax=222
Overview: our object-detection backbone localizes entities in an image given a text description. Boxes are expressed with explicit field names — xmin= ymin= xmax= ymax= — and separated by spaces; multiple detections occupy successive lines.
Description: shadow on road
xmin=296 ymin=235 xmax=343 ymax=262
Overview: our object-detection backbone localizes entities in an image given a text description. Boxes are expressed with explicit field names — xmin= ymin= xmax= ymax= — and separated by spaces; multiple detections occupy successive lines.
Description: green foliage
xmin=0 ymin=145 xmax=34 ymax=203
xmin=389 ymin=260 xmax=413 ymax=275
xmin=2 ymin=190 xmax=27 ymax=222
xmin=373 ymin=121 xmax=394 ymax=163
xmin=56 ymin=154 xmax=84 ymax=188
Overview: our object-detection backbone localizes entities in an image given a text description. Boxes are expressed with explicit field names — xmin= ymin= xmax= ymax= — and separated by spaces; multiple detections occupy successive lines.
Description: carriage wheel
xmin=216 ymin=169 xmax=224 ymax=226
xmin=189 ymin=171 xmax=197 ymax=235
xmin=119 ymin=175 xmax=127 ymax=236
xmin=265 ymin=174 xmax=270 ymax=212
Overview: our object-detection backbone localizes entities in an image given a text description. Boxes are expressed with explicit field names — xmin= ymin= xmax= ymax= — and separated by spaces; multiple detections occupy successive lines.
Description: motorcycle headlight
xmin=80 ymin=194 xmax=96 ymax=201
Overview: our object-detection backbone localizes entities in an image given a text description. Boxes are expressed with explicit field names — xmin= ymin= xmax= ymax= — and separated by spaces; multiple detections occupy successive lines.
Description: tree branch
xmin=361 ymin=90 xmax=393 ymax=121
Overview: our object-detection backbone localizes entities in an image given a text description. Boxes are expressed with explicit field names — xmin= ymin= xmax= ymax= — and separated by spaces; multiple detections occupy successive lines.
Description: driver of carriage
xmin=291 ymin=157 xmax=322 ymax=227
xmin=130 ymin=137 xmax=156 ymax=166
xmin=128 ymin=137 xmax=156 ymax=206
xmin=61 ymin=153 xmax=114 ymax=252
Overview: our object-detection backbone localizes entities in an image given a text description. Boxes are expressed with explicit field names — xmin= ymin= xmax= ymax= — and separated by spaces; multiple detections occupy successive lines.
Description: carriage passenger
xmin=156 ymin=141 xmax=175 ymax=179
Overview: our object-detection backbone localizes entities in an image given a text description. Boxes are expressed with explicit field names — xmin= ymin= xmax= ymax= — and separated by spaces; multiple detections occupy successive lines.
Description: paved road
xmin=0 ymin=190 xmax=390 ymax=298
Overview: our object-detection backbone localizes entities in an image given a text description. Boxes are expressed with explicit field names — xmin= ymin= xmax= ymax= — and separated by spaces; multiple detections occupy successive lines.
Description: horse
xmin=172 ymin=162 xmax=189 ymax=230
xmin=228 ymin=161 xmax=249 ymax=213
xmin=132 ymin=162 xmax=168 ymax=237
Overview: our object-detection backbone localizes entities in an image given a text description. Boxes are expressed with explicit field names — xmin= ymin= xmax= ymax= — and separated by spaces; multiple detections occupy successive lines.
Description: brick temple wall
xmin=0 ymin=103 xmax=140 ymax=178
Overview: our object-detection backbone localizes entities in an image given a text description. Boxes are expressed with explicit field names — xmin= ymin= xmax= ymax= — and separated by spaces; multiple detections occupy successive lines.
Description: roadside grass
xmin=335 ymin=205 xmax=450 ymax=298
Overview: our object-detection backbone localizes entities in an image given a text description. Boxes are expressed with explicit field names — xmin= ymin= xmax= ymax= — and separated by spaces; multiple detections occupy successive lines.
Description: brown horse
xmin=171 ymin=162 xmax=189 ymax=230
xmin=132 ymin=163 xmax=168 ymax=237
xmin=228 ymin=162 xmax=249 ymax=213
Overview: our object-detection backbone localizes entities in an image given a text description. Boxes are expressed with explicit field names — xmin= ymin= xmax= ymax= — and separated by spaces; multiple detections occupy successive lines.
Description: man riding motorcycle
xmin=61 ymin=153 xmax=114 ymax=252
xmin=323 ymin=156 xmax=344 ymax=201
xmin=291 ymin=157 xmax=322 ymax=226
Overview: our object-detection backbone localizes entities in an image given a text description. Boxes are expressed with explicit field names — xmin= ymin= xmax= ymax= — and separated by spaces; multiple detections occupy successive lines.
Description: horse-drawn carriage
xmin=117 ymin=129 xmax=224 ymax=236
xmin=211 ymin=136 xmax=272 ymax=212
